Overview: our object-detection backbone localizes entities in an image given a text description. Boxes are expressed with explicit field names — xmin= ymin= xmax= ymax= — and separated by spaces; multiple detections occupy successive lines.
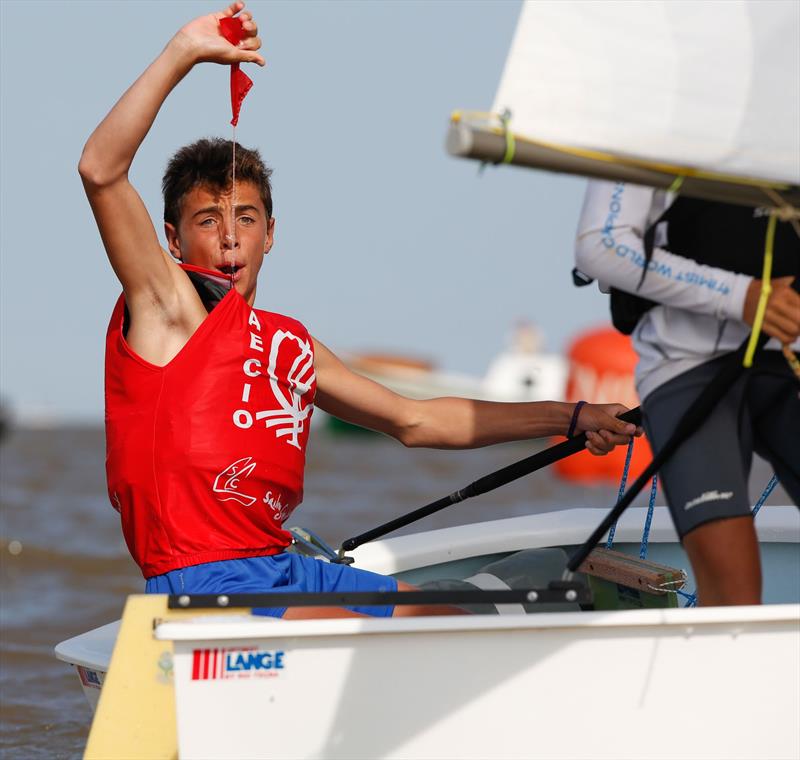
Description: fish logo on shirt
xmin=213 ymin=457 xmax=258 ymax=507
xmin=255 ymin=330 xmax=315 ymax=449
xmin=233 ymin=314 xmax=316 ymax=449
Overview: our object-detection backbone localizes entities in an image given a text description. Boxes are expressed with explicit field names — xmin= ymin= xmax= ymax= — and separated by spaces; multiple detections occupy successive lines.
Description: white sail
xmin=489 ymin=0 xmax=799 ymax=186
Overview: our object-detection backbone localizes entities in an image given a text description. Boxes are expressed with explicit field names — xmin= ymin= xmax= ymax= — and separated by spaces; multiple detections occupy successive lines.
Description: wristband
xmin=567 ymin=400 xmax=587 ymax=438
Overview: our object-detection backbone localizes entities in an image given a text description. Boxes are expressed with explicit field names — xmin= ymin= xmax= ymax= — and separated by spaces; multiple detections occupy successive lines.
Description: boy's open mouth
xmin=217 ymin=264 xmax=244 ymax=283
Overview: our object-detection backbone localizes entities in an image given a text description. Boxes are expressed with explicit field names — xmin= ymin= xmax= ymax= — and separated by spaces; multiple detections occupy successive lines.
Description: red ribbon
xmin=219 ymin=17 xmax=253 ymax=127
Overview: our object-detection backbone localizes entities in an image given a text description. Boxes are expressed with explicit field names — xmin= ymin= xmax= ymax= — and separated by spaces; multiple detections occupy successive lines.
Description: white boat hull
xmin=55 ymin=506 xmax=800 ymax=759
xmin=163 ymin=605 xmax=800 ymax=760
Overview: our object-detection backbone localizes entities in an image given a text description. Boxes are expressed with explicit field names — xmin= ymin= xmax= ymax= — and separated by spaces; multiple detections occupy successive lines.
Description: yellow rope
xmin=743 ymin=213 xmax=777 ymax=368
xmin=499 ymin=110 xmax=516 ymax=165
xmin=502 ymin=129 xmax=516 ymax=165
xmin=668 ymin=175 xmax=685 ymax=194
xmin=759 ymin=192 xmax=800 ymax=380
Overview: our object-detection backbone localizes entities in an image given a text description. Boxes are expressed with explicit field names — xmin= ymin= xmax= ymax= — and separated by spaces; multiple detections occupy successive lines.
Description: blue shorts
xmin=145 ymin=553 xmax=397 ymax=618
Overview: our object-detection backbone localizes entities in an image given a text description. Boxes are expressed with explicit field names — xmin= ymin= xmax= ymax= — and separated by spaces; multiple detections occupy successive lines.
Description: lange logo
xmin=77 ymin=666 xmax=104 ymax=689
xmin=192 ymin=647 xmax=286 ymax=680
xmin=213 ymin=457 xmax=258 ymax=507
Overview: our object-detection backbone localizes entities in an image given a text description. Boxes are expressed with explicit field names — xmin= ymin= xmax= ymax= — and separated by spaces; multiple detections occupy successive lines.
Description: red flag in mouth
xmin=219 ymin=16 xmax=253 ymax=126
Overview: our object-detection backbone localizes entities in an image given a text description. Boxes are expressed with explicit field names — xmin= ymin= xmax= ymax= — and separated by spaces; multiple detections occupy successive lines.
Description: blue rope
xmin=751 ymin=475 xmax=778 ymax=516
xmin=606 ymin=439 xmax=635 ymax=549
xmin=639 ymin=473 xmax=659 ymax=559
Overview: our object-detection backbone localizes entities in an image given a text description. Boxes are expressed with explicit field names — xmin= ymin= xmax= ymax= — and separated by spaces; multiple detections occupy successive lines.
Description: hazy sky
xmin=0 ymin=0 xmax=608 ymax=423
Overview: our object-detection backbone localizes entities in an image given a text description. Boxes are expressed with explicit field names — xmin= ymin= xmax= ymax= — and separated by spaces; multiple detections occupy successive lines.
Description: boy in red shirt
xmin=81 ymin=2 xmax=638 ymax=618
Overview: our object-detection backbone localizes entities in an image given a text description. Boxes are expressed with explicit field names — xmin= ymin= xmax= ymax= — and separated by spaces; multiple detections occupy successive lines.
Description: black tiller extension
xmin=337 ymin=407 xmax=643 ymax=560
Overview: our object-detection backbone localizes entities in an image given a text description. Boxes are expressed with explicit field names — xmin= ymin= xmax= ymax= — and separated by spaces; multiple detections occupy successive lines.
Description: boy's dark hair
xmin=162 ymin=138 xmax=273 ymax=226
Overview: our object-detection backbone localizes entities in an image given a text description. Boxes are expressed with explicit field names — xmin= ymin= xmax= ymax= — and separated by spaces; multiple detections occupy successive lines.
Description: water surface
xmin=0 ymin=425 xmax=789 ymax=758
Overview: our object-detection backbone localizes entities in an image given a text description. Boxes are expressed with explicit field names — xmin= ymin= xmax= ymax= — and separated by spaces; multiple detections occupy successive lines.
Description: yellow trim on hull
xmin=84 ymin=595 xmax=250 ymax=760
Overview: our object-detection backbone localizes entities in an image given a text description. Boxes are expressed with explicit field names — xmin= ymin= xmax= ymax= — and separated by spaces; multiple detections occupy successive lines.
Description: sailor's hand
xmin=575 ymin=403 xmax=642 ymax=457
xmin=172 ymin=2 xmax=265 ymax=68
xmin=743 ymin=276 xmax=800 ymax=345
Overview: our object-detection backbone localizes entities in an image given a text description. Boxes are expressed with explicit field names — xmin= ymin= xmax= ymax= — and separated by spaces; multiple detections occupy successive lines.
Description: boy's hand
xmin=574 ymin=403 xmax=643 ymax=456
xmin=173 ymin=2 xmax=266 ymax=67
xmin=743 ymin=276 xmax=800 ymax=346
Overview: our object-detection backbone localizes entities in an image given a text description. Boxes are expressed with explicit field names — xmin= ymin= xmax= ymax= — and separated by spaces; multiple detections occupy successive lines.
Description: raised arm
xmin=78 ymin=2 xmax=264 ymax=317
xmin=312 ymin=339 xmax=638 ymax=455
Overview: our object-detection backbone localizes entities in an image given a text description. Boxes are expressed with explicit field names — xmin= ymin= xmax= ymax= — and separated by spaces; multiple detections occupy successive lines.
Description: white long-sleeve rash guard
xmin=575 ymin=180 xmax=795 ymax=401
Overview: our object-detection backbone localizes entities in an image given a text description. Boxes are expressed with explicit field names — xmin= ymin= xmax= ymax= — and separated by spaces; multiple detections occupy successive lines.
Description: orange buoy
xmin=555 ymin=325 xmax=653 ymax=483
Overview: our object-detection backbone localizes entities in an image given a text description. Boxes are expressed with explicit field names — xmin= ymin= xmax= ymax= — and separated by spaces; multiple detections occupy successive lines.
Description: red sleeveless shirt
xmin=105 ymin=266 xmax=316 ymax=578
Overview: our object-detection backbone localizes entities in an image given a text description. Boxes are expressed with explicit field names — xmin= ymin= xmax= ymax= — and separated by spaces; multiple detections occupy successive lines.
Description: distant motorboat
xmin=347 ymin=348 xmax=567 ymax=402
xmin=326 ymin=324 xmax=567 ymax=433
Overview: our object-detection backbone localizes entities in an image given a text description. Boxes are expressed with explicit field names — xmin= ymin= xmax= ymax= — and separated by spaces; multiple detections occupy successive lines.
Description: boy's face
xmin=164 ymin=181 xmax=274 ymax=306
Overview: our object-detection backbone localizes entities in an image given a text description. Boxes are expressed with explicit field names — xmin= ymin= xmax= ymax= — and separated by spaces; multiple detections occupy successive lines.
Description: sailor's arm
xmin=574 ymin=180 xmax=752 ymax=322
xmin=312 ymin=339 xmax=637 ymax=454
xmin=78 ymin=3 xmax=264 ymax=308
xmin=575 ymin=181 xmax=800 ymax=345
xmin=78 ymin=39 xmax=196 ymax=309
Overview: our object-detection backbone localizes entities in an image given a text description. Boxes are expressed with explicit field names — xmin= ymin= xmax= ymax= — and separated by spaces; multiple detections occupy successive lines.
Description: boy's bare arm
xmin=78 ymin=2 xmax=264 ymax=319
xmin=312 ymin=339 xmax=639 ymax=454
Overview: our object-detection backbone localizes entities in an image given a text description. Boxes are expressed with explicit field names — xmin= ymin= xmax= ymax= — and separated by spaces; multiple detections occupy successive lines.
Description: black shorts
xmin=643 ymin=351 xmax=800 ymax=539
